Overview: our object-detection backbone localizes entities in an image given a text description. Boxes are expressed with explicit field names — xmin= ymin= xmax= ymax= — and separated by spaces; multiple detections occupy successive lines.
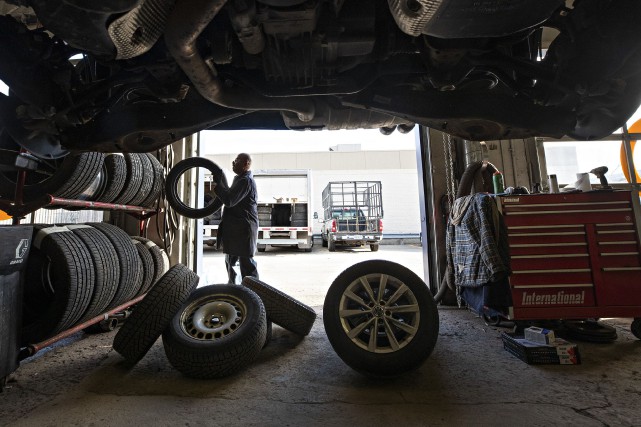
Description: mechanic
xmin=210 ymin=153 xmax=259 ymax=284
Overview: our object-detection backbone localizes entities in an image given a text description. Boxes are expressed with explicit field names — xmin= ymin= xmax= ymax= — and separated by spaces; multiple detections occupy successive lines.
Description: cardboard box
xmin=502 ymin=332 xmax=581 ymax=365
xmin=524 ymin=326 xmax=556 ymax=345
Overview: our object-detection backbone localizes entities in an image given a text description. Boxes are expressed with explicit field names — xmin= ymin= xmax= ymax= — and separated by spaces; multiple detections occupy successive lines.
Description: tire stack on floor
xmin=112 ymin=272 xmax=317 ymax=379
xmin=20 ymin=223 xmax=170 ymax=345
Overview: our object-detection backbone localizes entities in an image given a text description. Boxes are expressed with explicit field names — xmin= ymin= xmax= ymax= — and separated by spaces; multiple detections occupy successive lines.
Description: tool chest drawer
xmin=498 ymin=191 xmax=641 ymax=318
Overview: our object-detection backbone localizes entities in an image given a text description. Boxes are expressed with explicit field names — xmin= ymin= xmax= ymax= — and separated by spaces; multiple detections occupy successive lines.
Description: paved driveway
xmin=201 ymin=244 xmax=425 ymax=307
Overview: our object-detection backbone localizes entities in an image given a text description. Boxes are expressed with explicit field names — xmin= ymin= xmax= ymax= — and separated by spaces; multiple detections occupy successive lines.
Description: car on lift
xmin=0 ymin=0 xmax=640 ymax=162
xmin=2 ymin=0 xmax=641 ymax=379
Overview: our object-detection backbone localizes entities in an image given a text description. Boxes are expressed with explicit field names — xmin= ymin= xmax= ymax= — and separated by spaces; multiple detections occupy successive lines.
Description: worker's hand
xmin=205 ymin=183 xmax=217 ymax=200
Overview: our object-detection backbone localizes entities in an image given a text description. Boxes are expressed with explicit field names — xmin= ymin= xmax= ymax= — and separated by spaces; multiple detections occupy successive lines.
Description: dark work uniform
xmin=211 ymin=170 xmax=259 ymax=284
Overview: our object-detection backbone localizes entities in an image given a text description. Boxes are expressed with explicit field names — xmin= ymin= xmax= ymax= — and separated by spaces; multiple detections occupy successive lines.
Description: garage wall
xmin=204 ymin=150 xmax=421 ymax=235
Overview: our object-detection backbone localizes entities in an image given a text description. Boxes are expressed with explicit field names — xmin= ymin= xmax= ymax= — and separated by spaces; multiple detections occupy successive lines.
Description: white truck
xmin=254 ymin=170 xmax=313 ymax=252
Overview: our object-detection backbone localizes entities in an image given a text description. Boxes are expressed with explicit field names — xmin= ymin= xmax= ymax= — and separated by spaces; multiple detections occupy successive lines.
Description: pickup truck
xmin=321 ymin=181 xmax=383 ymax=252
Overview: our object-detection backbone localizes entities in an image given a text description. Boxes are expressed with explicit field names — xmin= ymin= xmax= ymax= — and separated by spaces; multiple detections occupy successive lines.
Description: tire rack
xmin=0 ymin=166 xmax=159 ymax=362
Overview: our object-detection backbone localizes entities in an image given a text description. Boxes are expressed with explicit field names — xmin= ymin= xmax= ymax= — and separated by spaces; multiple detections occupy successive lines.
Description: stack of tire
xmin=291 ymin=203 xmax=307 ymax=227
xmin=257 ymin=205 xmax=271 ymax=227
xmin=112 ymin=272 xmax=317 ymax=379
xmin=0 ymin=152 xmax=165 ymax=208
xmin=98 ymin=153 xmax=165 ymax=207
xmin=21 ymin=223 xmax=170 ymax=345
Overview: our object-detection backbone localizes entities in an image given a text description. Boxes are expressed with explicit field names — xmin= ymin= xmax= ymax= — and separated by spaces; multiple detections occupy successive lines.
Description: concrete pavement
xmin=2 ymin=245 xmax=640 ymax=426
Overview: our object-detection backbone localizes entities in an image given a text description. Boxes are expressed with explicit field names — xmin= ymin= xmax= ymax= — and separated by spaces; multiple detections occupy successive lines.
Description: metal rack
xmin=0 ymin=161 xmax=159 ymax=370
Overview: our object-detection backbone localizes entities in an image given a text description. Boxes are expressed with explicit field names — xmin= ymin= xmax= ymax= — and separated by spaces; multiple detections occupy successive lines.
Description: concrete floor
xmin=2 ymin=245 xmax=640 ymax=426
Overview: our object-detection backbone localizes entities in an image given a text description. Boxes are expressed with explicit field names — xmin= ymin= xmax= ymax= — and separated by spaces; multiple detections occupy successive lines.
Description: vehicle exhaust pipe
xmin=164 ymin=0 xmax=315 ymax=122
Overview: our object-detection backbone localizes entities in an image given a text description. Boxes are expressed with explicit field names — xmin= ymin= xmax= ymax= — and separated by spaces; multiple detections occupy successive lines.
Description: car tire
xmin=323 ymin=260 xmax=439 ymax=377
xmin=370 ymin=244 xmax=379 ymax=252
xmin=131 ymin=236 xmax=166 ymax=287
xmin=112 ymin=264 xmax=199 ymax=366
xmin=21 ymin=226 xmax=96 ymax=345
xmin=112 ymin=153 xmax=143 ymax=205
xmin=98 ymin=154 xmax=127 ymax=203
xmin=89 ymin=223 xmax=143 ymax=308
xmin=66 ymin=224 xmax=120 ymax=323
xmin=139 ymin=153 xmax=165 ymax=208
xmin=242 ymin=277 xmax=316 ymax=336
xmin=0 ymin=152 xmax=104 ymax=202
xmin=132 ymin=239 xmax=155 ymax=296
xmin=562 ymin=319 xmax=618 ymax=342
xmin=127 ymin=153 xmax=155 ymax=207
xmin=328 ymin=238 xmax=336 ymax=252
xmin=162 ymin=284 xmax=267 ymax=379
xmin=264 ymin=320 xmax=273 ymax=348
xmin=165 ymin=157 xmax=224 ymax=218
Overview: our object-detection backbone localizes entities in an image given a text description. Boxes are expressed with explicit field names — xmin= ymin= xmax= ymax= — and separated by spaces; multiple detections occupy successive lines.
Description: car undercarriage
xmin=0 ymin=0 xmax=641 ymax=159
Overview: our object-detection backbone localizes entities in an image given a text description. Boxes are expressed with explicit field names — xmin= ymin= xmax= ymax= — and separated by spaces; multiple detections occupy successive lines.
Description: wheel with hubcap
xmin=162 ymin=284 xmax=267 ymax=379
xmin=323 ymin=260 xmax=439 ymax=377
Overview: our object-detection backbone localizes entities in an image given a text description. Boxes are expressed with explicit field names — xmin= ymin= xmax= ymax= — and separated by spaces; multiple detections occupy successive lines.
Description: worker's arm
xmin=214 ymin=176 xmax=251 ymax=208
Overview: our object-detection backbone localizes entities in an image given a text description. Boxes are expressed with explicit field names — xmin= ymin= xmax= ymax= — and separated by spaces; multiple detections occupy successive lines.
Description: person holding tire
xmin=209 ymin=153 xmax=259 ymax=284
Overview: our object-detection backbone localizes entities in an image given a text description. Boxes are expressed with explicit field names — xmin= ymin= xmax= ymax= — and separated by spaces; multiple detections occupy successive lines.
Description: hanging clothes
xmin=445 ymin=193 xmax=512 ymax=314
xmin=446 ymin=193 xmax=510 ymax=287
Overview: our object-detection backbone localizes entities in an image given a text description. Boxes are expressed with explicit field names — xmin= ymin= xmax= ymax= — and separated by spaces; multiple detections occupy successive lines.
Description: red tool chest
xmin=497 ymin=190 xmax=641 ymax=321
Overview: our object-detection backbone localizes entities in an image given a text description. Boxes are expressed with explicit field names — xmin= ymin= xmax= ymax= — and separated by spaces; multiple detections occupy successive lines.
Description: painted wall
xmin=204 ymin=150 xmax=421 ymax=235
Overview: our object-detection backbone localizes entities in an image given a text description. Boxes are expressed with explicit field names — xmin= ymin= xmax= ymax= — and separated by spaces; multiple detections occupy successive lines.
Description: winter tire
xmin=89 ymin=223 xmax=143 ymax=308
xmin=165 ymin=157 xmax=224 ymax=218
xmin=323 ymin=260 xmax=439 ymax=377
xmin=162 ymin=284 xmax=267 ymax=379
xmin=66 ymin=224 xmax=120 ymax=322
xmin=21 ymin=226 xmax=96 ymax=344
xmin=112 ymin=264 xmax=199 ymax=366
xmin=242 ymin=277 xmax=316 ymax=336
xmin=264 ymin=320 xmax=273 ymax=348
xmin=99 ymin=154 xmax=127 ymax=203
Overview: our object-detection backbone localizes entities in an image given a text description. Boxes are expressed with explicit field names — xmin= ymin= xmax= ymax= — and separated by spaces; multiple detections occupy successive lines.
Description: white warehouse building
xmin=204 ymin=147 xmax=421 ymax=237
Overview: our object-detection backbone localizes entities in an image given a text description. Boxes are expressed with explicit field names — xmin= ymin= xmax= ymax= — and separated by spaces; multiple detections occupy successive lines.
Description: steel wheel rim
xmin=180 ymin=294 xmax=246 ymax=341
xmin=338 ymin=273 xmax=420 ymax=353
